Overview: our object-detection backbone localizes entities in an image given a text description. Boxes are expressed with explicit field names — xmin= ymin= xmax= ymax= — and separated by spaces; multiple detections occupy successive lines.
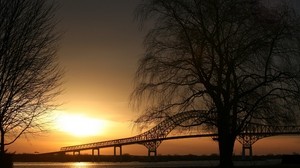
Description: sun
xmin=56 ymin=113 xmax=106 ymax=137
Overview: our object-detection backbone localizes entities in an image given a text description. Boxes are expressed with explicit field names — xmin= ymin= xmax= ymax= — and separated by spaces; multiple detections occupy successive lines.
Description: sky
xmin=7 ymin=0 xmax=300 ymax=156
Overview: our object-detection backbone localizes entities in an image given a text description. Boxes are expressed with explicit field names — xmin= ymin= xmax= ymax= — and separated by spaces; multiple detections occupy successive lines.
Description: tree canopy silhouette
xmin=131 ymin=0 xmax=300 ymax=167
xmin=0 ymin=0 xmax=63 ymax=157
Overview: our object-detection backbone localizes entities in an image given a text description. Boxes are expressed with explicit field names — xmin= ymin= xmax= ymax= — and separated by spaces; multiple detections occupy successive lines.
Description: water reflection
xmin=13 ymin=160 xmax=281 ymax=168
xmin=14 ymin=161 xmax=213 ymax=168
xmin=14 ymin=162 xmax=102 ymax=168
xmin=72 ymin=162 xmax=91 ymax=168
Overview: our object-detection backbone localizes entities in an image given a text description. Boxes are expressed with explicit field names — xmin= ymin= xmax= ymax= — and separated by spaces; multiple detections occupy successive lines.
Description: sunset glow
xmin=56 ymin=113 xmax=106 ymax=137
xmin=6 ymin=0 xmax=300 ymax=157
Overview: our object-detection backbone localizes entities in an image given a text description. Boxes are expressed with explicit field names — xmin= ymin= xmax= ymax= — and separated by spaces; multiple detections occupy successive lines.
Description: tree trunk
xmin=218 ymin=133 xmax=235 ymax=167
xmin=0 ymin=130 xmax=5 ymax=166
xmin=0 ymin=130 xmax=4 ymax=155
xmin=217 ymin=109 xmax=235 ymax=168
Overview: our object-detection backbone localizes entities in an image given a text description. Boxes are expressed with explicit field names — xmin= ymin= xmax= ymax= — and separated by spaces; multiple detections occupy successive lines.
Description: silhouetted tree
xmin=0 ymin=0 xmax=63 ymax=159
xmin=131 ymin=0 xmax=300 ymax=167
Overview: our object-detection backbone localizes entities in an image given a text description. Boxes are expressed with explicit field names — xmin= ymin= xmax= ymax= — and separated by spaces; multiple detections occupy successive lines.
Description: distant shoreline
xmin=11 ymin=153 xmax=293 ymax=162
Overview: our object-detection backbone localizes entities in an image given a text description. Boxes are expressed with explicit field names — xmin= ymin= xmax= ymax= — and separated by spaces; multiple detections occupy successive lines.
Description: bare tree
xmin=131 ymin=0 xmax=300 ymax=167
xmin=0 ymin=0 xmax=63 ymax=156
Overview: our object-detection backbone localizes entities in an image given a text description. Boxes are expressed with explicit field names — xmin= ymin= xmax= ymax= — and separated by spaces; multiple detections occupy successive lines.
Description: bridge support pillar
xmin=73 ymin=151 xmax=80 ymax=155
xmin=113 ymin=146 xmax=122 ymax=156
xmin=148 ymin=149 xmax=157 ymax=157
xmin=242 ymin=144 xmax=253 ymax=160
xmin=92 ymin=148 xmax=100 ymax=156
xmin=142 ymin=140 xmax=160 ymax=157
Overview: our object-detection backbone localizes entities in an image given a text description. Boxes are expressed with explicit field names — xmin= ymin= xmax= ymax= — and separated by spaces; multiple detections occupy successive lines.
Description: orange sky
xmin=7 ymin=0 xmax=300 ymax=156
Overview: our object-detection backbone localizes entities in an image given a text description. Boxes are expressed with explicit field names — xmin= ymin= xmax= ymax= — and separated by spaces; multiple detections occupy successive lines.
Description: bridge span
xmin=60 ymin=134 xmax=217 ymax=156
xmin=58 ymin=111 xmax=300 ymax=158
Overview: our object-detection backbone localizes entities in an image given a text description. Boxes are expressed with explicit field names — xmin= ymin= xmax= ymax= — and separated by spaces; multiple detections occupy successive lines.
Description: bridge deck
xmin=58 ymin=111 xmax=300 ymax=154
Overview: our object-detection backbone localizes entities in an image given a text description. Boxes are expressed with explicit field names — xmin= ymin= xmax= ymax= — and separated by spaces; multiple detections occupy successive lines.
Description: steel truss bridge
xmin=59 ymin=111 xmax=300 ymax=158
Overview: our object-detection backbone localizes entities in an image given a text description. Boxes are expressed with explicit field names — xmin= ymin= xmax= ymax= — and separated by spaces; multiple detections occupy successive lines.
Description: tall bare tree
xmin=131 ymin=0 xmax=300 ymax=167
xmin=0 ymin=0 xmax=63 ymax=156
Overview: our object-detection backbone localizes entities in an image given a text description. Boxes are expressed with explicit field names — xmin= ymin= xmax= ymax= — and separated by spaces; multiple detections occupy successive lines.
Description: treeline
xmin=13 ymin=154 xmax=206 ymax=162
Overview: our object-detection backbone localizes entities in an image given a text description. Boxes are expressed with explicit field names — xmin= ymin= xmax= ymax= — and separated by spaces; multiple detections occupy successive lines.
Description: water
xmin=14 ymin=161 xmax=217 ymax=168
xmin=14 ymin=160 xmax=281 ymax=168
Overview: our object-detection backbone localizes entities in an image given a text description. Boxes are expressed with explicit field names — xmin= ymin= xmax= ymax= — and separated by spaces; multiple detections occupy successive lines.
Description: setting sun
xmin=56 ymin=113 xmax=106 ymax=137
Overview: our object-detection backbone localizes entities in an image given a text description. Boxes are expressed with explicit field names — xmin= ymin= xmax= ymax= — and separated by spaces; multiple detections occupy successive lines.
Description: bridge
xmin=58 ymin=111 xmax=300 ymax=159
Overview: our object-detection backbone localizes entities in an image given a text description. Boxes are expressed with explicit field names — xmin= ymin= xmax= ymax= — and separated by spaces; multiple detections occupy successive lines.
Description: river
xmin=14 ymin=161 xmax=216 ymax=168
xmin=14 ymin=160 xmax=281 ymax=168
